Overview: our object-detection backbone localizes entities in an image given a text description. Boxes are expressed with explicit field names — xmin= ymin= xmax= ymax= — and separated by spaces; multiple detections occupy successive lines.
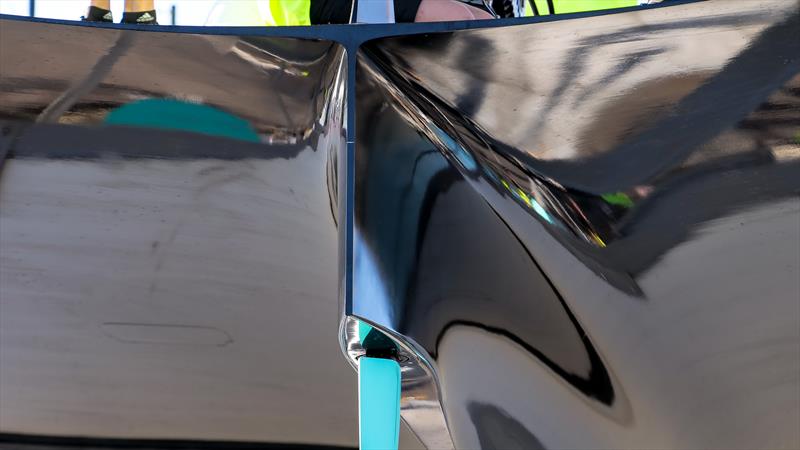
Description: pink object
xmin=415 ymin=0 xmax=494 ymax=22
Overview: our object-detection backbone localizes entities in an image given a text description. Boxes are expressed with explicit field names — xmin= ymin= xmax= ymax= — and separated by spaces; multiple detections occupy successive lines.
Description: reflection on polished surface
xmin=1 ymin=2 xmax=799 ymax=449
xmin=351 ymin=0 xmax=800 ymax=448
xmin=0 ymin=19 xmax=378 ymax=448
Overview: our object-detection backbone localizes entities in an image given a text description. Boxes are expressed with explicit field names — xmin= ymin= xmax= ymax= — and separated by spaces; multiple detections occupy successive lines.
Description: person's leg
xmin=122 ymin=0 xmax=157 ymax=24
xmin=124 ymin=0 xmax=155 ymax=13
xmin=415 ymin=0 xmax=493 ymax=22
xmin=84 ymin=0 xmax=113 ymax=22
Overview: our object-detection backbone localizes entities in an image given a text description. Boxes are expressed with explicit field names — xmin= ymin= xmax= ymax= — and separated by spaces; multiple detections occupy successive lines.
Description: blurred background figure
xmin=206 ymin=0 xmax=641 ymax=26
xmin=0 ymin=0 xmax=645 ymax=25
xmin=308 ymin=0 xmax=643 ymax=23
xmin=310 ymin=0 xmax=492 ymax=24
xmin=84 ymin=0 xmax=157 ymax=24
xmin=207 ymin=0 xmax=492 ymax=26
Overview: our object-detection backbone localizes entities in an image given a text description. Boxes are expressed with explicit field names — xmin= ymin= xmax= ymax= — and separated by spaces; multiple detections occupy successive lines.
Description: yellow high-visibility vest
xmin=210 ymin=0 xmax=641 ymax=26
xmin=525 ymin=0 xmax=639 ymax=16
xmin=205 ymin=0 xmax=310 ymax=26
xmin=265 ymin=0 xmax=311 ymax=26
xmin=268 ymin=0 xmax=642 ymax=25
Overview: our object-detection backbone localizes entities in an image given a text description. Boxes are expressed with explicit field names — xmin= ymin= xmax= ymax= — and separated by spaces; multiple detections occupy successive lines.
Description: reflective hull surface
xmin=351 ymin=1 xmax=799 ymax=448
xmin=0 ymin=19 xmax=372 ymax=448
xmin=1 ymin=1 xmax=799 ymax=449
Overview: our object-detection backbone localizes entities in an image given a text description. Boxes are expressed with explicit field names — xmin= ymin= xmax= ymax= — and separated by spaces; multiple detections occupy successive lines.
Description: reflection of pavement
xmin=0 ymin=16 xmax=425 ymax=448
xmin=390 ymin=0 xmax=787 ymax=161
xmin=0 ymin=152 xmax=420 ymax=448
xmin=0 ymin=15 xmax=420 ymax=447
xmin=0 ymin=153 xmax=343 ymax=443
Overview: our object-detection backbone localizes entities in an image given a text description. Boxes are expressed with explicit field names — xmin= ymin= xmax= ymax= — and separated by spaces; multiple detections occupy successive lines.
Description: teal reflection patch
xmin=358 ymin=320 xmax=374 ymax=344
xmin=105 ymin=99 xmax=260 ymax=142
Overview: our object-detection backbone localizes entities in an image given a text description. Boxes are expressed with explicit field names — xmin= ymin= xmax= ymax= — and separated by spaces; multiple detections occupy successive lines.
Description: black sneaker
xmin=121 ymin=10 xmax=158 ymax=25
xmin=82 ymin=6 xmax=113 ymax=22
xmin=490 ymin=0 xmax=525 ymax=17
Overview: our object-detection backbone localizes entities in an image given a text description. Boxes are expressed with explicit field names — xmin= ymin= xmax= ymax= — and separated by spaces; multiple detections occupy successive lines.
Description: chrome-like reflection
xmin=340 ymin=315 xmax=454 ymax=450
xmin=1 ymin=2 xmax=798 ymax=449
xmin=0 ymin=19 xmax=359 ymax=448
xmin=352 ymin=0 xmax=800 ymax=448
xmin=0 ymin=21 xmax=342 ymax=143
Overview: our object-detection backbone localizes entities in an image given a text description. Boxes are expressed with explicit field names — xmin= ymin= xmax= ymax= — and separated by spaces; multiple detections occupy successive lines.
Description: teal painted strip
xmin=359 ymin=357 xmax=401 ymax=450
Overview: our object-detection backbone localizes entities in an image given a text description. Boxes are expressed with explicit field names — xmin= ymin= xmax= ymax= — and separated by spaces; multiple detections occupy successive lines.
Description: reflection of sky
xmin=429 ymin=118 xmax=614 ymax=247
xmin=428 ymin=122 xmax=566 ymax=229
xmin=531 ymin=197 xmax=553 ymax=224
xmin=500 ymin=179 xmax=554 ymax=225
xmin=432 ymin=125 xmax=477 ymax=171
xmin=353 ymin=230 xmax=394 ymax=329
xmin=0 ymin=0 xmax=216 ymax=25
xmin=430 ymin=121 xmax=563 ymax=229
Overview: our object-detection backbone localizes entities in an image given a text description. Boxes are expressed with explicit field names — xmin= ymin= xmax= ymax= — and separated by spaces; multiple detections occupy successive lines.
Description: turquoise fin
xmin=358 ymin=356 xmax=401 ymax=450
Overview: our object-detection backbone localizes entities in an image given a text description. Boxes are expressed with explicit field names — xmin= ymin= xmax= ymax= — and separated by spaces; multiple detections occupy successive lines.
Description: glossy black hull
xmin=1 ymin=1 xmax=798 ymax=448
